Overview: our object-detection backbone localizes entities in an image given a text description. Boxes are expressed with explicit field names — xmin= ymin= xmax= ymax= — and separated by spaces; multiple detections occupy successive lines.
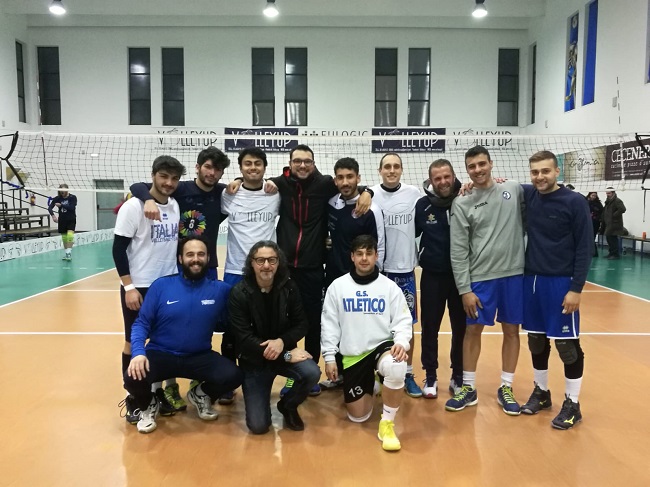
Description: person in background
xmin=586 ymin=192 xmax=603 ymax=257
xmin=48 ymin=183 xmax=77 ymax=261
xmin=600 ymin=187 xmax=626 ymax=260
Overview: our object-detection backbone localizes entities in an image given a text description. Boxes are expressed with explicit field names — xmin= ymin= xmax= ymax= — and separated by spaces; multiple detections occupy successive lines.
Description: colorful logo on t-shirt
xmin=179 ymin=210 xmax=207 ymax=236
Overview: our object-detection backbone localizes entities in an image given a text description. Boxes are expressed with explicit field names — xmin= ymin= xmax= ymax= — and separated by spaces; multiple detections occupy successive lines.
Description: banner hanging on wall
xmin=224 ymin=128 xmax=299 ymax=153
xmin=604 ymin=139 xmax=650 ymax=180
xmin=370 ymin=128 xmax=446 ymax=153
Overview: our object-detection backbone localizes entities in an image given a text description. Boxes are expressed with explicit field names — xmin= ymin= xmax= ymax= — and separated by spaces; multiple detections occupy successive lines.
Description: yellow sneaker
xmin=377 ymin=419 xmax=401 ymax=451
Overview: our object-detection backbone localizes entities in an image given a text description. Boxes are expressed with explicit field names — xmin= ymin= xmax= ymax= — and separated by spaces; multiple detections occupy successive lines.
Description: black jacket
xmin=272 ymin=169 xmax=338 ymax=269
xmin=228 ymin=275 xmax=309 ymax=366
xmin=414 ymin=179 xmax=461 ymax=275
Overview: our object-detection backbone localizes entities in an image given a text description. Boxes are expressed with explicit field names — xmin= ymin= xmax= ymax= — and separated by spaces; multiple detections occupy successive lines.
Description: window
xmin=16 ymin=41 xmax=26 ymax=123
xmin=162 ymin=48 xmax=185 ymax=126
xmin=497 ymin=48 xmax=519 ymax=126
xmin=530 ymin=43 xmax=537 ymax=125
xmin=252 ymin=48 xmax=275 ymax=126
xmin=407 ymin=48 xmax=431 ymax=126
xmin=128 ymin=48 xmax=151 ymax=125
xmin=582 ymin=1 xmax=598 ymax=105
xmin=285 ymin=48 xmax=307 ymax=126
xmin=375 ymin=48 xmax=397 ymax=127
xmin=37 ymin=47 xmax=61 ymax=125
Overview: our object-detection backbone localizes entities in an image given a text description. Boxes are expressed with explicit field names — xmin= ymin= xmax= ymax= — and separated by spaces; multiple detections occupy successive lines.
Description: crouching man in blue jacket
xmin=125 ymin=236 xmax=244 ymax=433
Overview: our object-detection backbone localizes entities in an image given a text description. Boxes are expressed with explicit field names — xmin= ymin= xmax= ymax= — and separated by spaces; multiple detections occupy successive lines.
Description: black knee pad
xmin=555 ymin=339 xmax=580 ymax=365
xmin=527 ymin=333 xmax=549 ymax=355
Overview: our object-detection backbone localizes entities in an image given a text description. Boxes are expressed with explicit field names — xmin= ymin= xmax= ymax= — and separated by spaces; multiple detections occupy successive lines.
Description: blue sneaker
xmin=445 ymin=385 xmax=478 ymax=411
xmin=404 ymin=373 xmax=423 ymax=398
xmin=308 ymin=384 xmax=321 ymax=396
xmin=279 ymin=378 xmax=295 ymax=398
xmin=497 ymin=385 xmax=521 ymax=416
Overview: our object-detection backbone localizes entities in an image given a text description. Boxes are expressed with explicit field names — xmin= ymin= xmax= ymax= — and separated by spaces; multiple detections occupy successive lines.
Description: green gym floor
xmin=1 ymin=240 xmax=648 ymax=307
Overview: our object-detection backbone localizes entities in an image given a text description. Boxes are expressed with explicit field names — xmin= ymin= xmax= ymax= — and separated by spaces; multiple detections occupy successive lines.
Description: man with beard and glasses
xmin=124 ymin=236 xmax=243 ymax=434
xmin=130 ymin=146 xmax=235 ymax=409
xmin=414 ymin=159 xmax=466 ymax=399
xmin=114 ymin=155 xmax=185 ymax=424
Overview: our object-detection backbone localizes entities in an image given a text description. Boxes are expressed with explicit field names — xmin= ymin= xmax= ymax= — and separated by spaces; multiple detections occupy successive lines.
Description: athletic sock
xmin=65 ymin=249 xmax=71 ymax=257
xmin=381 ymin=404 xmax=399 ymax=422
xmin=406 ymin=365 xmax=413 ymax=375
xmin=565 ymin=377 xmax=582 ymax=403
xmin=462 ymin=371 xmax=476 ymax=388
xmin=500 ymin=371 xmax=515 ymax=387
xmin=196 ymin=384 xmax=207 ymax=396
xmin=533 ymin=369 xmax=549 ymax=391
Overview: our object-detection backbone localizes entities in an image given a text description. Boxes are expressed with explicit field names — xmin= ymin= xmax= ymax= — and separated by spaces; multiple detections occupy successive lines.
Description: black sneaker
xmin=155 ymin=388 xmax=176 ymax=417
xmin=118 ymin=394 xmax=140 ymax=425
xmin=521 ymin=384 xmax=552 ymax=415
xmin=551 ymin=396 xmax=582 ymax=430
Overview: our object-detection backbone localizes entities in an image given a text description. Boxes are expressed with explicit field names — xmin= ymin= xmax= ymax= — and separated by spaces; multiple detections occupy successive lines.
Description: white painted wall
xmin=0 ymin=13 xmax=28 ymax=131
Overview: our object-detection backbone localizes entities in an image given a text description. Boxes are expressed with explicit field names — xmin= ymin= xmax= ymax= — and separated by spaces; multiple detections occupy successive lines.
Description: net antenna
xmin=634 ymin=133 xmax=650 ymax=222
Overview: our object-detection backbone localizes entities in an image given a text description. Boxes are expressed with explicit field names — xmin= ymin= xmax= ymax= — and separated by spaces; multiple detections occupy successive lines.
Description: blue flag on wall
xmin=564 ymin=13 xmax=579 ymax=112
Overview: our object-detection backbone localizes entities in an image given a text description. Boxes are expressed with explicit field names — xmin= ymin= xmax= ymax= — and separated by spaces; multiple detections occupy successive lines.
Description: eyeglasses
xmin=253 ymin=256 xmax=279 ymax=266
xmin=291 ymin=158 xmax=315 ymax=166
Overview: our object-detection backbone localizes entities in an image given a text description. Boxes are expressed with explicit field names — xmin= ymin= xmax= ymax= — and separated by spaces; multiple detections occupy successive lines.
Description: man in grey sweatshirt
xmin=445 ymin=146 xmax=525 ymax=416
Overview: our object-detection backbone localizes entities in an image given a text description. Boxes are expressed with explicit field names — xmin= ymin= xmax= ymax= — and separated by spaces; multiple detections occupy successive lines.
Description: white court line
xmin=54 ymin=289 xmax=118 ymax=292
xmin=586 ymin=281 xmax=650 ymax=303
xmin=0 ymin=269 xmax=115 ymax=309
xmin=1 ymin=331 xmax=650 ymax=336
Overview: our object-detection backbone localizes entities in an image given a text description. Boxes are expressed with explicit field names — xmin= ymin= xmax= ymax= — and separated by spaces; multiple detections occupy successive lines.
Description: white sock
xmin=533 ymin=369 xmax=549 ymax=391
xmin=406 ymin=365 xmax=413 ymax=375
xmin=151 ymin=382 xmax=162 ymax=392
xmin=196 ymin=384 xmax=206 ymax=396
xmin=565 ymin=377 xmax=582 ymax=403
xmin=463 ymin=371 xmax=476 ymax=388
xmin=381 ymin=404 xmax=399 ymax=422
xmin=65 ymin=249 xmax=71 ymax=256
xmin=500 ymin=371 xmax=515 ymax=387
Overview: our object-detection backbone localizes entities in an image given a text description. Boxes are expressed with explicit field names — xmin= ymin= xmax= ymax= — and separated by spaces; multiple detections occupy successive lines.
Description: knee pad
xmin=527 ymin=333 xmax=549 ymax=355
xmin=347 ymin=408 xmax=373 ymax=423
xmin=377 ymin=354 xmax=407 ymax=390
xmin=555 ymin=339 xmax=579 ymax=365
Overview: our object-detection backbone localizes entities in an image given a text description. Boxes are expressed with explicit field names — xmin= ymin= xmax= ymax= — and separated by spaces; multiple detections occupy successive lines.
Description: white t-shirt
xmin=221 ymin=186 xmax=280 ymax=275
xmin=370 ymin=183 xmax=421 ymax=273
xmin=114 ymin=197 xmax=180 ymax=287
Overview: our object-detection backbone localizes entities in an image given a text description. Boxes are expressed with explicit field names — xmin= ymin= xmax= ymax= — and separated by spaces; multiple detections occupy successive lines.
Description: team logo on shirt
xmin=201 ymin=299 xmax=215 ymax=305
xmin=179 ymin=210 xmax=207 ymax=236
xmin=426 ymin=213 xmax=437 ymax=224
xmin=502 ymin=191 xmax=512 ymax=200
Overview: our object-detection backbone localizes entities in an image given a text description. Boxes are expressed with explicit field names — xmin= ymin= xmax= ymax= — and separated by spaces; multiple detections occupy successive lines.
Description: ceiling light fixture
xmin=264 ymin=0 xmax=279 ymax=18
xmin=472 ymin=0 xmax=488 ymax=18
xmin=49 ymin=0 xmax=66 ymax=16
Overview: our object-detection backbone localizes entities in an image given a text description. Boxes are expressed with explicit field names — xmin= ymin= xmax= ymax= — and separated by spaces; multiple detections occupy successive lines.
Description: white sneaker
xmin=187 ymin=385 xmax=218 ymax=421
xmin=318 ymin=376 xmax=344 ymax=389
xmin=136 ymin=396 xmax=159 ymax=434
xmin=423 ymin=379 xmax=438 ymax=399
xmin=449 ymin=378 xmax=462 ymax=396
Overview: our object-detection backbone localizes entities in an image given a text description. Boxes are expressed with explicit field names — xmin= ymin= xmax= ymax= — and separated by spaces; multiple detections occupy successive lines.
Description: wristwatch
xmin=283 ymin=351 xmax=292 ymax=362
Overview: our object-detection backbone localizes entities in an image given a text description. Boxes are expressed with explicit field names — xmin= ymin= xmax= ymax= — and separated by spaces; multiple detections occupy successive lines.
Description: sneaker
xmin=404 ymin=373 xmax=423 ymax=398
xmin=279 ymin=378 xmax=295 ymax=398
xmin=422 ymin=378 xmax=438 ymax=399
xmin=449 ymin=377 xmax=462 ymax=396
xmin=187 ymin=384 xmax=218 ymax=421
xmin=308 ymin=384 xmax=322 ymax=396
xmin=164 ymin=383 xmax=187 ymax=411
xmin=497 ymin=385 xmax=521 ymax=416
xmin=318 ymin=376 xmax=344 ymax=390
xmin=377 ymin=419 xmax=401 ymax=451
xmin=445 ymin=385 xmax=478 ymax=411
xmin=136 ymin=396 xmax=159 ymax=434
xmin=521 ymin=385 xmax=552 ymax=415
xmin=551 ymin=396 xmax=582 ymax=430
xmin=155 ymin=388 xmax=176 ymax=416
xmin=62 ymin=256 xmax=72 ymax=262
xmin=118 ymin=395 xmax=139 ymax=425
xmin=218 ymin=390 xmax=235 ymax=405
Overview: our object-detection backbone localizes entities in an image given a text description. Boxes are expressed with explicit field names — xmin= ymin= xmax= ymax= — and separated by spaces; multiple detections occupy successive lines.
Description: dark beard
xmin=182 ymin=263 xmax=208 ymax=281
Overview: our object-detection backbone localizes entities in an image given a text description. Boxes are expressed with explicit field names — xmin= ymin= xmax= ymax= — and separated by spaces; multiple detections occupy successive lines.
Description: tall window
xmin=285 ymin=48 xmax=307 ymax=126
xmin=128 ymin=48 xmax=151 ymax=125
xmin=252 ymin=48 xmax=275 ymax=126
xmin=408 ymin=48 xmax=430 ymax=126
xmin=16 ymin=41 xmax=26 ymax=123
xmin=162 ymin=48 xmax=185 ymax=126
xmin=582 ymin=0 xmax=598 ymax=105
xmin=375 ymin=48 xmax=397 ymax=127
xmin=497 ymin=48 xmax=519 ymax=126
xmin=37 ymin=47 xmax=61 ymax=125
xmin=530 ymin=43 xmax=537 ymax=125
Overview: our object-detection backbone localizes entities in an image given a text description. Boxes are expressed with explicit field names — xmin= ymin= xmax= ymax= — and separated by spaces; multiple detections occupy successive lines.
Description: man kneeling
xmin=321 ymin=235 xmax=412 ymax=451
xmin=229 ymin=241 xmax=321 ymax=434
xmin=124 ymin=236 xmax=244 ymax=433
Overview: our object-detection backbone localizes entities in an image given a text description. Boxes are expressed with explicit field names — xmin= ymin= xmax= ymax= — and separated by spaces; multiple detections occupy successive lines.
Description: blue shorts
xmin=466 ymin=275 xmax=523 ymax=326
xmin=523 ymin=275 xmax=580 ymax=339
xmin=223 ymin=273 xmax=244 ymax=286
xmin=386 ymin=271 xmax=417 ymax=324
